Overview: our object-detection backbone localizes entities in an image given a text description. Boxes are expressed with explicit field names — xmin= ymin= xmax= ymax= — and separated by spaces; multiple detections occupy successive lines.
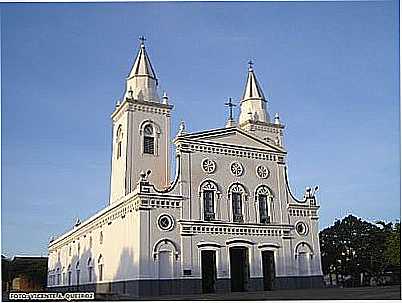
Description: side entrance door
xmin=201 ymin=250 xmax=217 ymax=293
xmin=261 ymin=251 xmax=275 ymax=290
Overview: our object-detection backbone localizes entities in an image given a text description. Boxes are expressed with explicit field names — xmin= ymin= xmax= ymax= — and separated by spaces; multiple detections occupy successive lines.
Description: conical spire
xmin=242 ymin=61 xmax=265 ymax=101
xmin=124 ymin=37 xmax=160 ymax=102
xmin=239 ymin=61 xmax=269 ymax=124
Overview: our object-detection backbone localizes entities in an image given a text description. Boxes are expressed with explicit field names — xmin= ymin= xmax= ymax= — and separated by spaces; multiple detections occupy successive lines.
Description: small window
xmin=258 ymin=194 xmax=270 ymax=224
xmin=232 ymin=192 xmax=243 ymax=222
xmin=116 ymin=126 xmax=123 ymax=159
xmin=143 ymin=125 xmax=155 ymax=154
xmin=203 ymin=190 xmax=215 ymax=220
xmin=100 ymin=231 xmax=103 ymax=245
xmin=89 ymin=236 xmax=92 ymax=248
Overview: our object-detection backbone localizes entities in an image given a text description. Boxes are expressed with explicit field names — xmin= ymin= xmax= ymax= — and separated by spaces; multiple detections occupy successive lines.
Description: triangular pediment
xmin=178 ymin=127 xmax=286 ymax=153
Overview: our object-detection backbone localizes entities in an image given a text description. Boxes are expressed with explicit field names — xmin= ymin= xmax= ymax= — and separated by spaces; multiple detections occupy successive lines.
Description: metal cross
xmin=139 ymin=36 xmax=147 ymax=44
xmin=248 ymin=59 xmax=254 ymax=69
xmin=225 ymin=98 xmax=236 ymax=120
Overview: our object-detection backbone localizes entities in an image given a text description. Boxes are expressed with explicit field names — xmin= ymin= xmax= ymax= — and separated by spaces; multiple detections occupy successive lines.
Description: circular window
xmin=201 ymin=158 xmax=216 ymax=174
xmin=230 ymin=162 xmax=244 ymax=177
xmin=256 ymin=165 xmax=270 ymax=179
xmin=295 ymin=222 xmax=308 ymax=236
xmin=157 ymin=214 xmax=174 ymax=231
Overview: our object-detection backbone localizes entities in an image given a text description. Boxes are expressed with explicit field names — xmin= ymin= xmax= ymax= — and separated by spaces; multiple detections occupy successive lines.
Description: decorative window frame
xmin=198 ymin=180 xmax=221 ymax=221
xmin=230 ymin=161 xmax=244 ymax=177
xmin=152 ymin=238 xmax=180 ymax=261
xmin=139 ymin=120 xmax=161 ymax=157
xmin=255 ymin=185 xmax=274 ymax=224
xmin=228 ymin=183 xmax=249 ymax=223
xmin=157 ymin=213 xmax=175 ymax=232
xmin=294 ymin=241 xmax=313 ymax=276
xmin=98 ymin=254 xmax=104 ymax=281
xmin=295 ymin=221 xmax=309 ymax=236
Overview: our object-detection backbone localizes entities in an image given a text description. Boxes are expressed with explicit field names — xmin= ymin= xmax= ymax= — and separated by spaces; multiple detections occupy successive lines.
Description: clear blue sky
xmin=1 ymin=1 xmax=400 ymax=256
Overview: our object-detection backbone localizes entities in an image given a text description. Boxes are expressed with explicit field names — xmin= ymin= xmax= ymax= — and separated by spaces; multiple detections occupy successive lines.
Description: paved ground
xmin=140 ymin=285 xmax=401 ymax=301
xmin=4 ymin=286 xmax=401 ymax=301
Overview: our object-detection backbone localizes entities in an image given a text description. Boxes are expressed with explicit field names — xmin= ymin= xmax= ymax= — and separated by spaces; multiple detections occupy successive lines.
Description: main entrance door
xmin=201 ymin=250 xmax=216 ymax=293
xmin=261 ymin=251 xmax=275 ymax=290
xmin=229 ymin=247 xmax=249 ymax=292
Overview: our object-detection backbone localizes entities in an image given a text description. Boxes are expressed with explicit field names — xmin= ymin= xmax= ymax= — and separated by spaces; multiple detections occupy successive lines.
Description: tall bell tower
xmin=109 ymin=38 xmax=173 ymax=204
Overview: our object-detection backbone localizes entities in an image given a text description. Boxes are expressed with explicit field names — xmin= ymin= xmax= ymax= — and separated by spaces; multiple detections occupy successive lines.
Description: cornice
xmin=111 ymin=98 xmax=173 ymax=120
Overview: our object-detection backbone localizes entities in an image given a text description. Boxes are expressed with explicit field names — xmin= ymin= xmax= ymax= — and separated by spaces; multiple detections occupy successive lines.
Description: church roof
xmin=175 ymin=126 xmax=286 ymax=154
xmin=127 ymin=39 xmax=158 ymax=83
xmin=241 ymin=63 xmax=265 ymax=101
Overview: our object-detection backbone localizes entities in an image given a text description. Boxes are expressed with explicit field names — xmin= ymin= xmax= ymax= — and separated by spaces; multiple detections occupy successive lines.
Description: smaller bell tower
xmin=109 ymin=38 xmax=173 ymax=204
xmin=238 ymin=61 xmax=285 ymax=147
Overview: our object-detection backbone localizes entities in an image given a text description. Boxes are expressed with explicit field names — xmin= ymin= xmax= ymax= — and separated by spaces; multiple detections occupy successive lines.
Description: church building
xmin=47 ymin=38 xmax=323 ymax=297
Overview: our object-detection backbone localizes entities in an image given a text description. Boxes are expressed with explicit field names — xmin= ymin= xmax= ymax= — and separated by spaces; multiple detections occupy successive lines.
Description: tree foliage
xmin=320 ymin=215 xmax=400 ymax=286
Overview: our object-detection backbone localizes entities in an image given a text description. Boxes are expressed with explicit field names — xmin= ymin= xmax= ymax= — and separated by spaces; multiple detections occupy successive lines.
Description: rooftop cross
xmin=224 ymin=98 xmax=236 ymax=121
xmin=248 ymin=59 xmax=254 ymax=70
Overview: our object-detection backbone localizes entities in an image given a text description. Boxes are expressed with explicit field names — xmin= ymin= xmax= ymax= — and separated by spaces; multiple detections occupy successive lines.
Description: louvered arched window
xmin=143 ymin=124 xmax=155 ymax=154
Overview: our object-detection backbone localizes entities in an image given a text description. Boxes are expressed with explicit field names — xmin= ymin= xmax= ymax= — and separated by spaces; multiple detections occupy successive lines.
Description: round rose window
xmin=157 ymin=214 xmax=174 ymax=231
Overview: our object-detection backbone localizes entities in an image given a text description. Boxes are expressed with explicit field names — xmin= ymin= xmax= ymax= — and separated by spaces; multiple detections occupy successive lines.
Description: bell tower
xmin=109 ymin=38 xmax=173 ymax=204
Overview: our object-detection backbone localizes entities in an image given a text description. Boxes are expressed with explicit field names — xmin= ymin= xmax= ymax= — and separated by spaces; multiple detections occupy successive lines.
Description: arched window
xmin=87 ymin=258 xmax=93 ymax=283
xmin=99 ymin=231 xmax=103 ymax=245
xmin=255 ymin=186 xmax=273 ymax=224
xmin=116 ymin=125 xmax=123 ymax=159
xmin=143 ymin=124 xmax=155 ymax=154
xmin=199 ymin=180 xmax=219 ymax=221
xmin=75 ymin=261 xmax=80 ymax=285
xmin=98 ymin=255 xmax=104 ymax=281
xmin=229 ymin=183 xmax=247 ymax=223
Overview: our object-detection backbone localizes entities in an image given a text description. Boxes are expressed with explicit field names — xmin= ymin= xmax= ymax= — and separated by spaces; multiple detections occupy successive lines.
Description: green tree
xmin=320 ymin=215 xmax=397 ymax=286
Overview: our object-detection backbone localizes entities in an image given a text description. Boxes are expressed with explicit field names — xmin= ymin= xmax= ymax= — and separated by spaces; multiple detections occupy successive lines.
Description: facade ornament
xmin=178 ymin=120 xmax=186 ymax=135
xmin=74 ymin=217 xmax=81 ymax=227
xmin=274 ymin=112 xmax=280 ymax=125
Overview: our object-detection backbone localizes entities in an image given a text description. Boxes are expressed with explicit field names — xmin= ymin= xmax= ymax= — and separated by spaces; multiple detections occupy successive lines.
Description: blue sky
xmin=1 ymin=1 xmax=400 ymax=256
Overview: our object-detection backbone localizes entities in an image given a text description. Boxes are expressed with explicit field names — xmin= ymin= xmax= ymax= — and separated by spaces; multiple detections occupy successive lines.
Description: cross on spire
xmin=139 ymin=35 xmax=147 ymax=45
xmin=225 ymin=98 xmax=236 ymax=121
xmin=248 ymin=59 xmax=254 ymax=70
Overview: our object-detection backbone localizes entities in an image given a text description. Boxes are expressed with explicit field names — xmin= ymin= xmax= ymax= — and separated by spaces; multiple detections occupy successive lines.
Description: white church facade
xmin=47 ymin=39 xmax=323 ymax=297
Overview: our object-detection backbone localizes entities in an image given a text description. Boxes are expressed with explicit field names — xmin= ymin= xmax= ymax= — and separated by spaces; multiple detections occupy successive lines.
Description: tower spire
xmin=238 ymin=61 xmax=269 ymax=124
xmin=124 ymin=37 xmax=159 ymax=102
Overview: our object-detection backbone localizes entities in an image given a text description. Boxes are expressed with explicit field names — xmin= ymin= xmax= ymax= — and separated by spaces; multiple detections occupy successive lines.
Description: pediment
xmin=179 ymin=127 xmax=286 ymax=153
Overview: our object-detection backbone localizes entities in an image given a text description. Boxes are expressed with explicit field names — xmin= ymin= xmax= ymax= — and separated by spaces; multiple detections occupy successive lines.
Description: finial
xmin=139 ymin=36 xmax=146 ymax=48
xmin=116 ymin=100 xmax=121 ymax=107
xmin=248 ymin=59 xmax=254 ymax=71
xmin=128 ymin=86 xmax=134 ymax=99
xmin=162 ymin=92 xmax=169 ymax=104
xmin=274 ymin=112 xmax=280 ymax=124
xmin=178 ymin=120 xmax=186 ymax=135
